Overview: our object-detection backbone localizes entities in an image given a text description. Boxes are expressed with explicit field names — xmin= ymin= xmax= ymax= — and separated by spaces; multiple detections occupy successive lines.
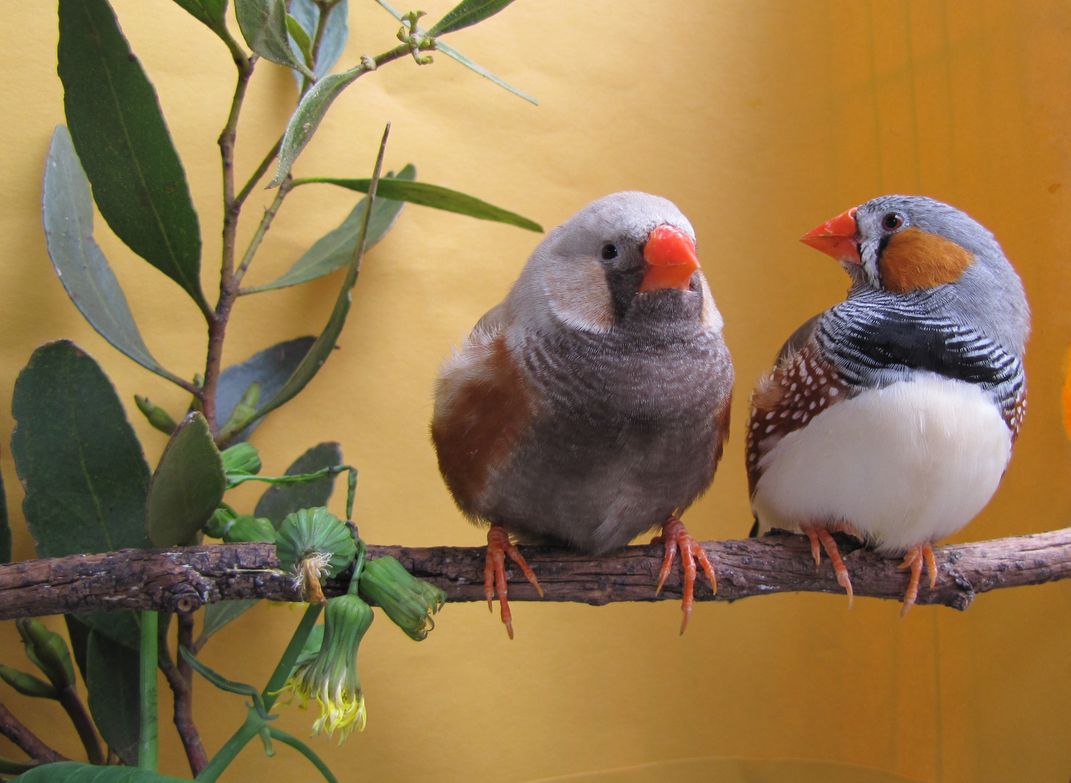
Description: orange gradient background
xmin=1 ymin=2 xmax=1069 ymax=781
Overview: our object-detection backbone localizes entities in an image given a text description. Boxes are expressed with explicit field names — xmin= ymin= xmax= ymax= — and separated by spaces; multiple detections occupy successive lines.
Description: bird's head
xmin=801 ymin=194 xmax=1029 ymax=354
xmin=518 ymin=191 xmax=722 ymax=334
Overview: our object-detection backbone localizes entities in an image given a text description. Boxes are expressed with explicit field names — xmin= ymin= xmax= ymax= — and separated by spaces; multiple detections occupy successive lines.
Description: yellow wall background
xmin=2 ymin=1 xmax=1070 ymax=781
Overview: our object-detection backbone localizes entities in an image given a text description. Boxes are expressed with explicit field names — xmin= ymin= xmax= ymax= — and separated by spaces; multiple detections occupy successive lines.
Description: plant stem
xmin=159 ymin=616 xmax=208 ymax=775
xmin=196 ymin=604 xmax=323 ymax=782
xmin=55 ymin=686 xmax=104 ymax=765
xmin=233 ymin=178 xmax=293 ymax=286
xmin=0 ymin=703 xmax=66 ymax=763
xmin=138 ymin=610 xmax=158 ymax=772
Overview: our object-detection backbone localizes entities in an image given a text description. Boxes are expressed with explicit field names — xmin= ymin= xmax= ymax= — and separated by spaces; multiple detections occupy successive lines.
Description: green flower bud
xmin=359 ymin=556 xmax=445 ymax=641
xmin=222 ymin=515 xmax=277 ymax=544
xmin=15 ymin=619 xmax=75 ymax=691
xmin=0 ymin=664 xmax=58 ymax=699
xmin=276 ymin=508 xmax=357 ymax=603
xmin=204 ymin=506 xmax=237 ymax=539
xmin=221 ymin=442 xmax=262 ymax=481
xmin=219 ymin=383 xmax=261 ymax=439
xmin=282 ymin=594 xmax=373 ymax=740
xmin=134 ymin=395 xmax=177 ymax=435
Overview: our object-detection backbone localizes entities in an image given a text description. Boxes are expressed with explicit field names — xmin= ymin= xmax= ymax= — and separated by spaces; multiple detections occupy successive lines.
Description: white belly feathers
xmin=751 ymin=374 xmax=1012 ymax=554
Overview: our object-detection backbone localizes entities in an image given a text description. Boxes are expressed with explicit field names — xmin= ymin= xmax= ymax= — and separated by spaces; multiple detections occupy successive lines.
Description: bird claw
xmin=654 ymin=517 xmax=716 ymax=635
xmin=897 ymin=543 xmax=937 ymax=616
xmin=801 ymin=524 xmax=855 ymax=607
xmin=484 ymin=525 xmax=543 ymax=639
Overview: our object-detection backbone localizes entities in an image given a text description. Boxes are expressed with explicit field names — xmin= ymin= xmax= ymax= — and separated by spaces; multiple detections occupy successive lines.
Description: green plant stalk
xmin=196 ymin=603 xmax=322 ymax=782
xmin=138 ymin=610 xmax=159 ymax=771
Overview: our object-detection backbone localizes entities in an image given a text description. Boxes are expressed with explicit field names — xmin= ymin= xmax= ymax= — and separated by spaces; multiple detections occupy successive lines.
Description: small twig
xmin=55 ymin=686 xmax=103 ymax=765
xmin=158 ymin=620 xmax=208 ymax=776
xmin=0 ymin=703 xmax=66 ymax=763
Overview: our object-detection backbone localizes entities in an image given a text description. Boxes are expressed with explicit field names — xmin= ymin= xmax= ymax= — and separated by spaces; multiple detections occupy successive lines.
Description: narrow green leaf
xmin=87 ymin=629 xmax=141 ymax=764
xmin=17 ymin=762 xmax=188 ymax=782
xmin=215 ymin=337 xmax=315 ymax=442
xmin=244 ymin=165 xmax=414 ymax=294
xmin=44 ymin=127 xmax=190 ymax=388
xmin=58 ymin=0 xmax=207 ymax=311
xmin=11 ymin=341 xmax=151 ymax=557
xmin=285 ymin=14 xmax=313 ymax=66
xmin=268 ymin=727 xmax=339 ymax=783
xmin=146 ymin=413 xmax=226 ymax=547
xmin=201 ymin=599 xmax=258 ymax=644
xmin=254 ymin=442 xmax=342 ymax=526
xmin=256 ymin=126 xmax=390 ymax=420
xmin=172 ymin=0 xmax=228 ymax=31
xmin=269 ymin=64 xmax=366 ymax=187
xmin=297 ymin=174 xmax=542 ymax=232
xmin=289 ymin=0 xmax=348 ymax=82
xmin=235 ymin=0 xmax=315 ymax=78
xmin=375 ymin=0 xmax=536 ymax=103
xmin=429 ymin=0 xmax=517 ymax=36
xmin=436 ymin=38 xmax=537 ymax=104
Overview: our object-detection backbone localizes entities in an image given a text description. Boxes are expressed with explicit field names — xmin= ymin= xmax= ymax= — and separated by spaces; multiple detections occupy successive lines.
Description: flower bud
xmin=222 ymin=515 xmax=277 ymax=544
xmin=0 ymin=664 xmax=58 ymax=699
xmin=221 ymin=442 xmax=262 ymax=483
xmin=134 ymin=395 xmax=177 ymax=435
xmin=359 ymin=556 xmax=445 ymax=641
xmin=15 ymin=619 xmax=75 ymax=691
xmin=276 ymin=509 xmax=357 ymax=601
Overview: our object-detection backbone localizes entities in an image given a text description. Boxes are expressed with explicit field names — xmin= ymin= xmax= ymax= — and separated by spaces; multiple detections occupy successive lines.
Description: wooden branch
xmin=0 ymin=528 xmax=1068 ymax=619
xmin=0 ymin=703 xmax=66 ymax=763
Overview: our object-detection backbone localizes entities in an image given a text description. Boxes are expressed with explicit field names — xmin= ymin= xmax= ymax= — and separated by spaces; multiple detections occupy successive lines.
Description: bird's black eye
xmin=881 ymin=212 xmax=905 ymax=231
xmin=600 ymin=243 xmax=618 ymax=261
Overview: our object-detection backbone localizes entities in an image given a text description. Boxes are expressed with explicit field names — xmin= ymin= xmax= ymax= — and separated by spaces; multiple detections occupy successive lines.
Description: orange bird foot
xmin=897 ymin=543 xmax=937 ymax=616
xmin=484 ymin=525 xmax=543 ymax=639
xmin=653 ymin=516 xmax=716 ymax=635
xmin=800 ymin=523 xmax=857 ymax=606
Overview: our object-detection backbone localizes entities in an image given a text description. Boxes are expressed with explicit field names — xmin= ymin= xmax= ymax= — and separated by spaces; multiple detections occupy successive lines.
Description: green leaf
xmin=44 ymin=127 xmax=190 ymax=388
xmin=87 ymin=629 xmax=141 ymax=765
xmin=268 ymin=63 xmax=367 ymax=187
xmin=146 ymin=413 xmax=226 ymax=547
xmin=17 ymin=762 xmax=188 ymax=782
xmin=254 ymin=442 xmax=342 ymax=526
xmin=215 ymin=337 xmax=315 ymax=442
xmin=268 ymin=727 xmax=339 ymax=783
xmin=429 ymin=0 xmax=517 ymax=35
xmin=0 ymin=449 xmax=9 ymax=564
xmin=297 ymin=173 xmax=542 ymax=232
xmin=435 ymin=38 xmax=537 ymax=104
xmin=235 ymin=0 xmax=315 ymax=79
xmin=11 ymin=341 xmax=151 ymax=557
xmin=201 ymin=599 xmax=258 ymax=644
xmin=256 ymin=127 xmax=390 ymax=420
xmin=57 ymin=0 xmax=207 ymax=311
xmin=289 ymin=0 xmax=348 ymax=82
xmin=375 ymin=0 xmax=536 ymax=104
xmin=172 ymin=0 xmax=228 ymax=31
xmin=244 ymin=165 xmax=414 ymax=294
xmin=285 ymin=14 xmax=313 ymax=66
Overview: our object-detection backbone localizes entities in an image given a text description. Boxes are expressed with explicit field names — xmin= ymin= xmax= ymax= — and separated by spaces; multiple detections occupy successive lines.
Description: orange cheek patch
xmin=878 ymin=227 xmax=974 ymax=293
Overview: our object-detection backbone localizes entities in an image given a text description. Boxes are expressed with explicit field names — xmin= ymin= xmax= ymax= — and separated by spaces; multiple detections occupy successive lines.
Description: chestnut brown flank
xmin=879 ymin=227 xmax=974 ymax=293
xmin=432 ymin=338 xmax=533 ymax=516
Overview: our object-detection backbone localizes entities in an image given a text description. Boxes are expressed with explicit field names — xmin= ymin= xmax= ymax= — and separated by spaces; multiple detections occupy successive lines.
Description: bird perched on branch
xmin=432 ymin=191 xmax=734 ymax=636
xmin=746 ymin=195 xmax=1028 ymax=613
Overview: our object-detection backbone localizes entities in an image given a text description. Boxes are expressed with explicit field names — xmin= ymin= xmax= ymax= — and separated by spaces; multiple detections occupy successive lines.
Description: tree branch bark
xmin=0 ymin=703 xmax=66 ymax=763
xmin=0 ymin=528 xmax=1068 ymax=619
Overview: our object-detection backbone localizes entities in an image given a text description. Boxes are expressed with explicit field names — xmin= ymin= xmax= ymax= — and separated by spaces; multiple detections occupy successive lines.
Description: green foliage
xmin=12 ymin=341 xmax=152 ymax=557
xmin=297 ymin=172 xmax=543 ymax=232
xmin=244 ymin=165 xmax=413 ymax=293
xmin=17 ymin=763 xmax=188 ymax=782
xmin=146 ymin=413 xmax=226 ymax=547
xmin=57 ymin=0 xmax=207 ymax=312
xmin=255 ymin=442 xmax=343 ymax=525
xmin=15 ymin=0 xmax=538 ymax=776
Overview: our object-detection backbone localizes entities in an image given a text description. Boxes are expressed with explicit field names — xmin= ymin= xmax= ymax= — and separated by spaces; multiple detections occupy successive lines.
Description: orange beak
xmin=801 ymin=206 xmax=861 ymax=264
xmin=640 ymin=225 xmax=700 ymax=292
